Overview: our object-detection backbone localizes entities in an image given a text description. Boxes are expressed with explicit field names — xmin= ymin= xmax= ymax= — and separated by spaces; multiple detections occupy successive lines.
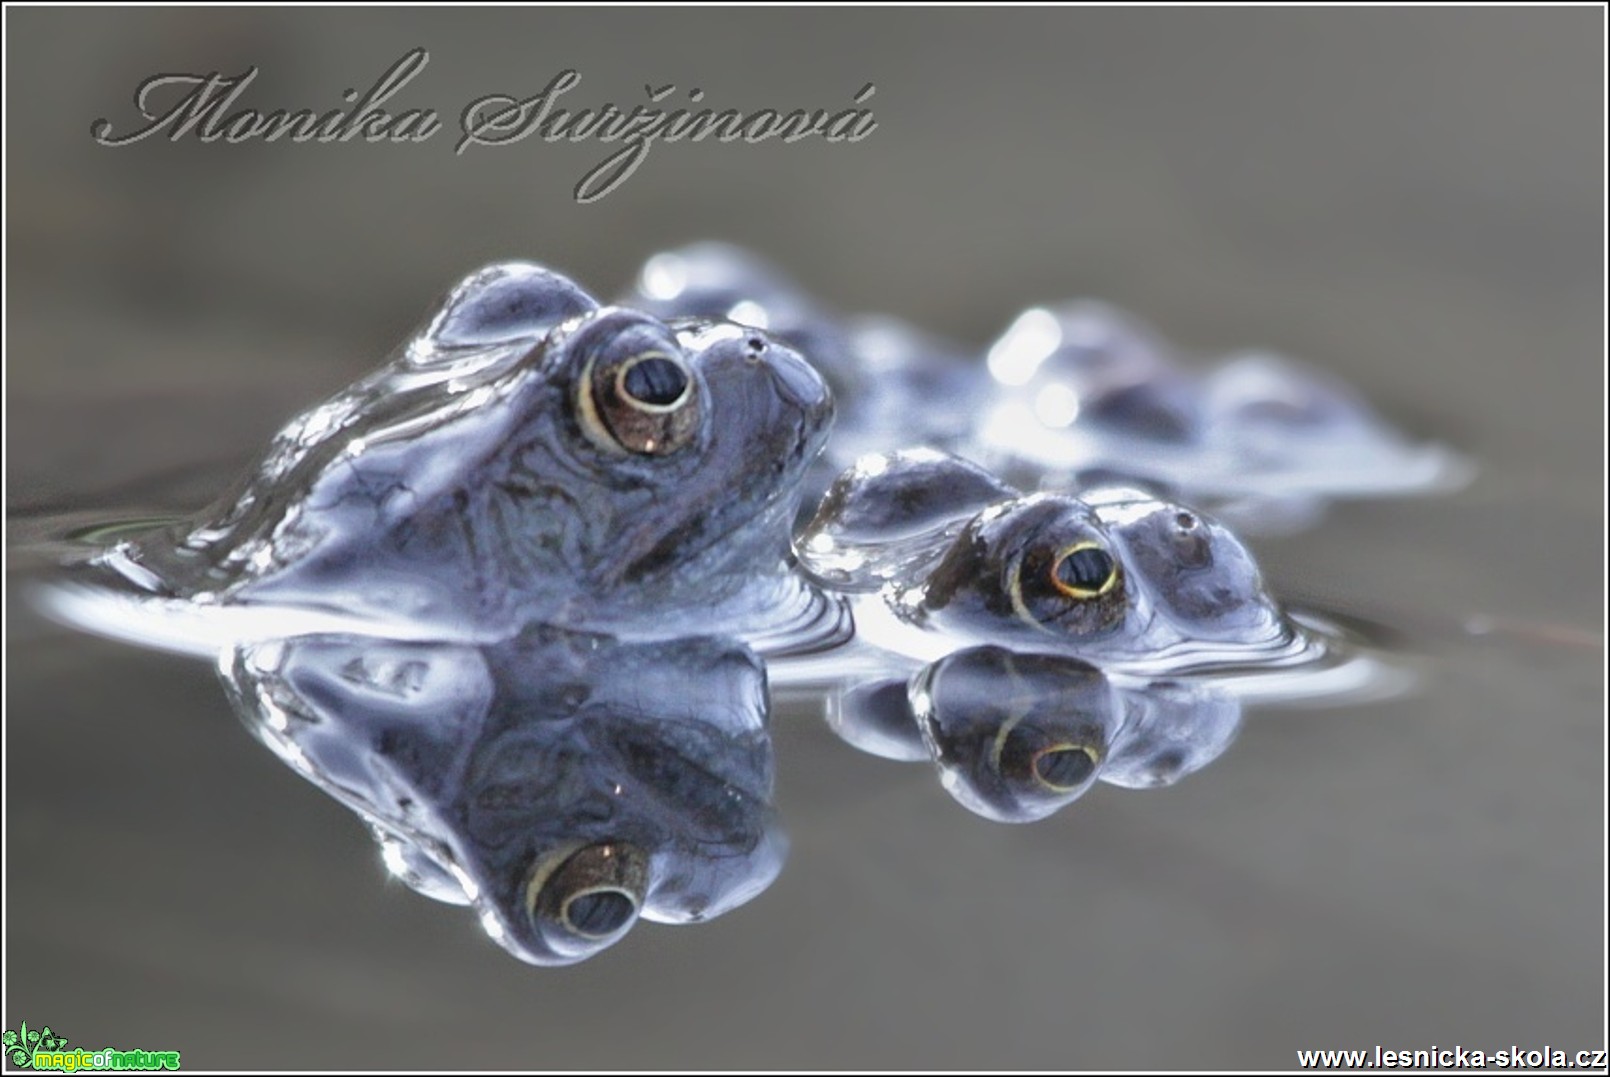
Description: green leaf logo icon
xmin=0 ymin=1021 xmax=60 ymax=1068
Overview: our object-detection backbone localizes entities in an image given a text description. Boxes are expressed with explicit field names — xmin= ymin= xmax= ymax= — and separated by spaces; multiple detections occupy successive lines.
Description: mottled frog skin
xmin=798 ymin=450 xmax=1294 ymax=673
xmin=223 ymin=625 xmax=783 ymax=965
xmin=97 ymin=262 xmax=838 ymax=649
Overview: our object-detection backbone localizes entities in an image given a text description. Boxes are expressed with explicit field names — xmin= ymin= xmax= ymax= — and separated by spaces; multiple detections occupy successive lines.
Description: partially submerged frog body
xmin=74 ymin=261 xmax=839 ymax=651
xmin=797 ymin=450 xmax=1295 ymax=675
xmin=974 ymin=304 xmax=1466 ymax=526
xmin=825 ymin=645 xmax=1244 ymax=823
xmin=797 ymin=448 xmax=1017 ymax=593
xmin=222 ymin=625 xmax=784 ymax=966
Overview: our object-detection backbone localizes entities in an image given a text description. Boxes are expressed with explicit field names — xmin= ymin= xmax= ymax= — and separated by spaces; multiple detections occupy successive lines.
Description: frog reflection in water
xmin=831 ymin=645 xmax=1243 ymax=823
xmin=224 ymin=626 xmax=783 ymax=965
xmin=89 ymin=261 xmax=837 ymax=649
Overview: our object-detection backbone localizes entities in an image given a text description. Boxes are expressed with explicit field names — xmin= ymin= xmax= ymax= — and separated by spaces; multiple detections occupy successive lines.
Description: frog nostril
xmin=562 ymin=889 xmax=637 ymax=938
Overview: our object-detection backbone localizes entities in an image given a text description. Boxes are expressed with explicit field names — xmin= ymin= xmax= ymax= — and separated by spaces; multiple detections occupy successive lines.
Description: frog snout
xmin=761 ymin=341 xmax=835 ymax=447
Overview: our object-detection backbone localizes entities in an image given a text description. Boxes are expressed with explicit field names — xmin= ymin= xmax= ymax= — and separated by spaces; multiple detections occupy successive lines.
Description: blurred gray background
xmin=6 ymin=8 xmax=1604 ymax=1070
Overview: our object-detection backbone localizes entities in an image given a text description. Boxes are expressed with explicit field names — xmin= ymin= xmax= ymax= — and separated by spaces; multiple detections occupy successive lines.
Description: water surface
xmin=6 ymin=8 xmax=1602 ymax=1069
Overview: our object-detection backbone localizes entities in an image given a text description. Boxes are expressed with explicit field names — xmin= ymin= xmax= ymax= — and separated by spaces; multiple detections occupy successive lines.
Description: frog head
xmin=118 ymin=262 xmax=835 ymax=645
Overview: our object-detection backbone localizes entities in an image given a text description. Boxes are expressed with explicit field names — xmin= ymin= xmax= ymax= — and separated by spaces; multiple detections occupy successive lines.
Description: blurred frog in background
xmin=625 ymin=242 xmax=1466 ymax=533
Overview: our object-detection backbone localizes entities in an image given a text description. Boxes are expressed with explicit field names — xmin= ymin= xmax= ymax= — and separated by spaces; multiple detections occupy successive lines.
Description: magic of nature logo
xmin=3 ymin=1023 xmax=180 ymax=1072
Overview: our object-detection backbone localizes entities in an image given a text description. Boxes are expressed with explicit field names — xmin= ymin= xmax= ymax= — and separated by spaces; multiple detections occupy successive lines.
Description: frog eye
xmin=1005 ymin=529 xmax=1126 ymax=637
xmin=580 ymin=347 xmax=701 ymax=456
xmin=1049 ymin=542 xmax=1119 ymax=598
xmin=525 ymin=842 xmax=648 ymax=953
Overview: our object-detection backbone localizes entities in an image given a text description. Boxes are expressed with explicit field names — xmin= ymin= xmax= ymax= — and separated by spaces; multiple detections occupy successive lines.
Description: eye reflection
xmin=820 ymin=645 xmax=1249 ymax=824
xmin=1032 ymin=744 xmax=1099 ymax=790
xmin=526 ymin=842 xmax=649 ymax=956
xmin=907 ymin=646 xmax=1117 ymax=823
xmin=566 ymin=890 xmax=637 ymax=936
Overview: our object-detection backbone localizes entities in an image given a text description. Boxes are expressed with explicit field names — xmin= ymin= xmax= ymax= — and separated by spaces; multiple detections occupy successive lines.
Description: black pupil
xmin=564 ymin=890 xmax=635 ymax=937
xmin=1035 ymin=747 xmax=1096 ymax=789
xmin=1055 ymin=547 xmax=1114 ymax=593
xmin=622 ymin=357 xmax=688 ymax=406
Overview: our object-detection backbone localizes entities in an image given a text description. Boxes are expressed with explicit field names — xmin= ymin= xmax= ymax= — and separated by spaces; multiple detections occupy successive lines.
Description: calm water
xmin=6 ymin=8 xmax=1603 ymax=1069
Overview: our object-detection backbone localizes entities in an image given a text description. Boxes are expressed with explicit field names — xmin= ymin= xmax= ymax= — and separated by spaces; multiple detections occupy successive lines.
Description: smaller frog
xmin=797 ymin=449 xmax=1296 ymax=675
xmin=68 ymin=261 xmax=840 ymax=653
xmin=223 ymin=625 xmax=784 ymax=966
